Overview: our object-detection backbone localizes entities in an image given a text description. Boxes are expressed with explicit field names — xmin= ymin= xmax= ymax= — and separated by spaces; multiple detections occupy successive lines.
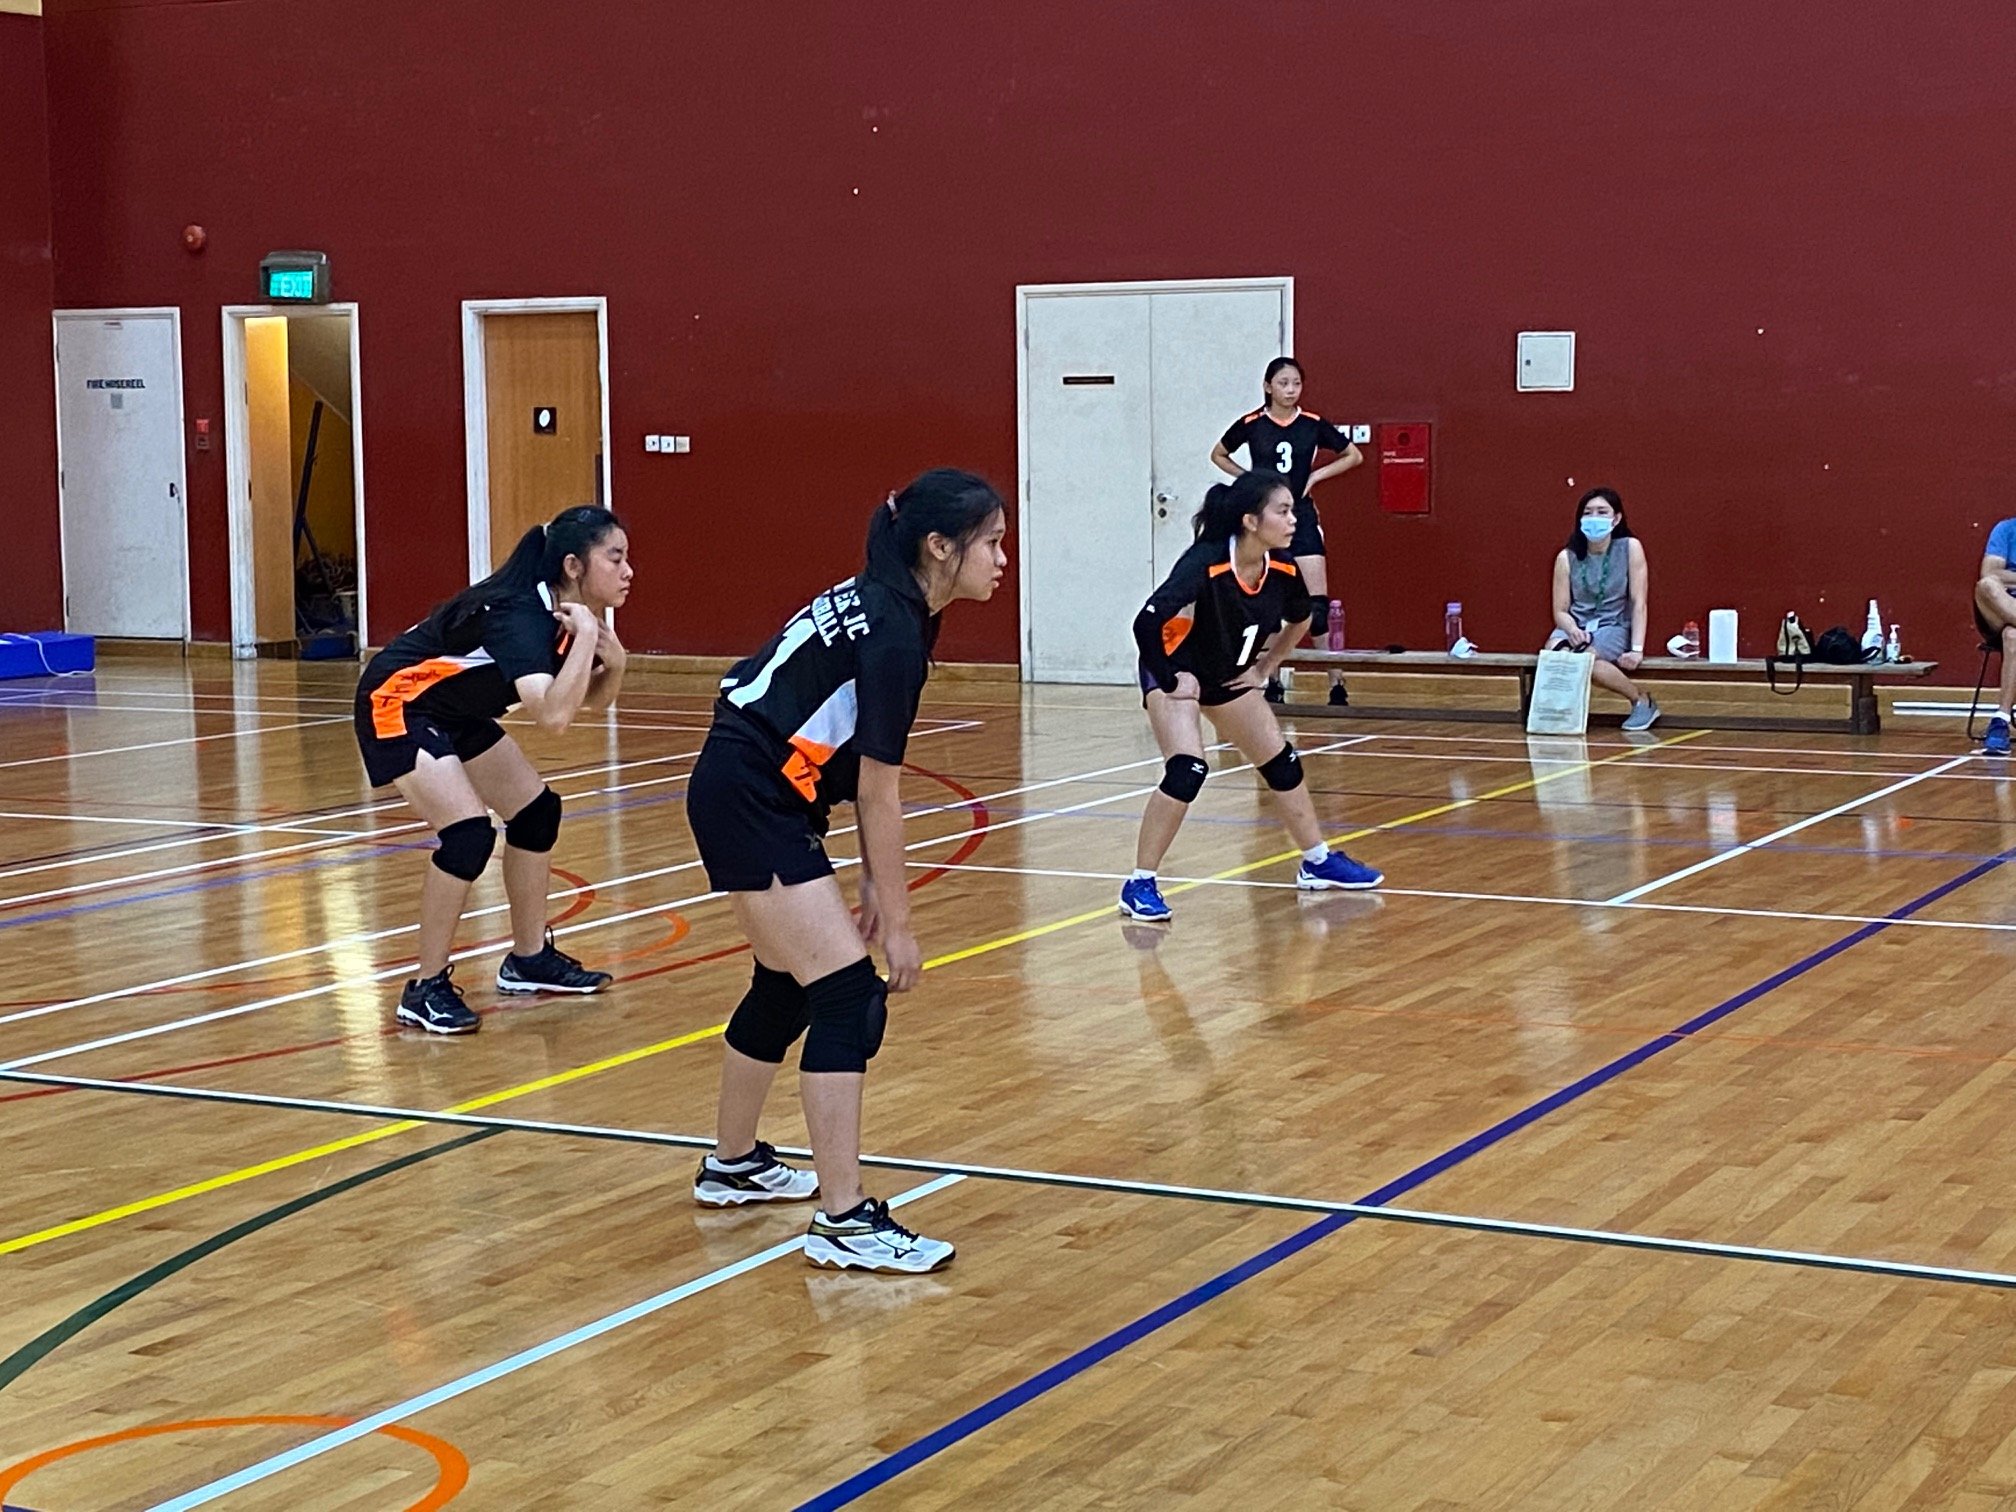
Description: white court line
xmin=0 ymin=715 xmax=987 ymax=912
xmin=902 ymin=860 xmax=2016 ymax=935
xmin=1606 ymin=754 xmax=1977 ymax=904
xmin=0 ymin=740 xmax=1367 ymax=1065
xmin=145 ymin=1174 xmax=968 ymax=1512
xmin=1298 ymin=728 xmax=1989 ymax=763
xmin=141 ymin=1137 xmax=2016 ymax=1510
xmin=0 ymin=746 xmax=716 ymax=902
xmin=0 ymin=714 xmax=978 ymax=897
xmin=22 ymin=1069 xmax=2015 ymax=1301
xmin=0 ymin=716 xmax=350 ymax=771
xmin=0 ymin=808 xmax=365 ymax=838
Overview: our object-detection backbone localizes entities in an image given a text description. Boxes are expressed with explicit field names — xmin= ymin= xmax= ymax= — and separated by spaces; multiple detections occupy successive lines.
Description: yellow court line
xmin=0 ymin=1023 xmax=730 ymax=1258
xmin=3 ymin=731 xmax=1702 ymax=1256
xmin=930 ymin=729 xmax=1707 ymax=967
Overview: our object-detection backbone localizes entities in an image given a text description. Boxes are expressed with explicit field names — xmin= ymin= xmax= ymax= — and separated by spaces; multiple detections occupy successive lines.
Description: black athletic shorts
xmin=1290 ymin=496 xmax=1326 ymax=560
xmin=353 ymin=695 xmax=507 ymax=788
xmin=686 ymin=724 xmax=836 ymax=893
xmin=1137 ymin=663 xmax=1254 ymax=709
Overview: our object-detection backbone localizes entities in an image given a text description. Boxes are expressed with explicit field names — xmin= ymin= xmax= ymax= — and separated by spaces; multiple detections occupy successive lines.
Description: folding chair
xmin=1970 ymin=606 xmax=2005 ymax=743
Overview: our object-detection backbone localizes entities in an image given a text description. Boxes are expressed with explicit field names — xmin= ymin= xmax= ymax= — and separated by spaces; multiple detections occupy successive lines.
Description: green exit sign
xmin=260 ymin=250 xmax=331 ymax=304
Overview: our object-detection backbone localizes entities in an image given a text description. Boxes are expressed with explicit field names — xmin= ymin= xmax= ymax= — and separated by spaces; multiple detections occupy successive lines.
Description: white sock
xmin=1999 ymin=708 xmax=2012 ymax=722
xmin=1301 ymin=844 xmax=1330 ymax=865
xmin=1130 ymin=868 xmax=1156 ymax=881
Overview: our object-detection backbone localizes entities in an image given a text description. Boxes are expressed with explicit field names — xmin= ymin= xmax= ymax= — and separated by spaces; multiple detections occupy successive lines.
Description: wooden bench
xmin=1274 ymin=649 xmax=1940 ymax=735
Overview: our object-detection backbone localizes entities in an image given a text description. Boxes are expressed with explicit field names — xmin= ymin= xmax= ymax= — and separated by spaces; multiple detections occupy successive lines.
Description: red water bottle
xmin=1326 ymin=599 xmax=1344 ymax=652
xmin=1444 ymin=601 xmax=1464 ymax=651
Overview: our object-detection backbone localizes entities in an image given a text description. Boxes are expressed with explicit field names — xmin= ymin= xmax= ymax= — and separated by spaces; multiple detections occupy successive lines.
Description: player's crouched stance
xmin=686 ymin=470 xmax=1008 ymax=1273
xmin=1119 ymin=472 xmax=1383 ymax=925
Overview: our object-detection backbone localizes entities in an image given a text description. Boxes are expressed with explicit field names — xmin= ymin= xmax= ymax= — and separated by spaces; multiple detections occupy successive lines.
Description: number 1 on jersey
xmin=1237 ymin=623 xmax=1260 ymax=668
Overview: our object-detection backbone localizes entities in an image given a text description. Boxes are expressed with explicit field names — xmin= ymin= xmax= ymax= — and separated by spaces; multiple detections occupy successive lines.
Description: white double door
xmin=54 ymin=310 xmax=190 ymax=639
xmin=1021 ymin=282 xmax=1288 ymax=683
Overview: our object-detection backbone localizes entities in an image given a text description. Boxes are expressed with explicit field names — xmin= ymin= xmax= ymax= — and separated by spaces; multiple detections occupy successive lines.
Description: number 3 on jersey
xmin=1236 ymin=623 xmax=1260 ymax=668
xmin=1274 ymin=441 xmax=1294 ymax=474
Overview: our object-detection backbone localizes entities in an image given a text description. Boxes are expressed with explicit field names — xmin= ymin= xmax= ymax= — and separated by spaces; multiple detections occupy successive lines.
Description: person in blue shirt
xmin=1975 ymin=518 xmax=2016 ymax=753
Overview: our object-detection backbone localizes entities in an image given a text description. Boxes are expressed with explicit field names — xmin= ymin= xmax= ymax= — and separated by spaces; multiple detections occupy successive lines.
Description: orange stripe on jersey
xmin=367 ymin=657 xmax=476 ymax=739
xmin=1208 ymin=561 xmax=1269 ymax=597
xmin=1268 ymin=559 xmax=1299 ymax=577
xmin=1161 ymin=615 xmax=1194 ymax=655
xmin=781 ymin=735 xmax=839 ymax=803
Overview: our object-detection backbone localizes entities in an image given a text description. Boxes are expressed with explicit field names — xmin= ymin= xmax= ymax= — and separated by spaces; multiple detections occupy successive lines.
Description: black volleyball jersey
xmin=1219 ymin=408 xmax=1354 ymax=499
xmin=714 ymin=570 xmax=933 ymax=811
xmin=1133 ymin=538 xmax=1313 ymax=693
xmin=362 ymin=581 xmax=573 ymax=738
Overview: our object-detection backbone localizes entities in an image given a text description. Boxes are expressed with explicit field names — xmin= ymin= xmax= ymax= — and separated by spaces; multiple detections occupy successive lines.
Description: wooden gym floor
xmin=3 ymin=661 xmax=2016 ymax=1510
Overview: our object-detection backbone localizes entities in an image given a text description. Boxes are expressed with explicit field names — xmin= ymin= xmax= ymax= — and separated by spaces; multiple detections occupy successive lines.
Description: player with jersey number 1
xmin=1119 ymin=471 xmax=1383 ymax=925
xmin=685 ymin=469 xmax=1007 ymax=1274
xmin=1211 ymin=356 xmax=1364 ymax=704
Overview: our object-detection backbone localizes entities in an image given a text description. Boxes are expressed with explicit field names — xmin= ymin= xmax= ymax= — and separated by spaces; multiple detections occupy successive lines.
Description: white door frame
xmin=51 ymin=306 xmax=194 ymax=641
xmin=1014 ymin=277 xmax=1293 ymax=680
xmin=221 ymin=303 xmax=370 ymax=658
xmin=461 ymin=297 xmax=613 ymax=581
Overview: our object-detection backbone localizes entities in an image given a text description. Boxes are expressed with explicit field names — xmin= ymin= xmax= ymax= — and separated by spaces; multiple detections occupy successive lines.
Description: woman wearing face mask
xmin=1546 ymin=487 xmax=1657 ymax=731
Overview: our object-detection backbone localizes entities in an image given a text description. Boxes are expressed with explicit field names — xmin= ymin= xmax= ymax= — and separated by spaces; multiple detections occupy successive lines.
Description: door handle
xmin=1154 ymin=489 xmax=1174 ymax=518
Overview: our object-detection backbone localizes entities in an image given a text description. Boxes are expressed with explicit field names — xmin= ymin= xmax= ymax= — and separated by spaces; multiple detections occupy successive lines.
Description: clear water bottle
xmin=1326 ymin=599 xmax=1345 ymax=652
xmin=1683 ymin=619 xmax=1701 ymax=658
xmin=1885 ymin=623 xmax=1902 ymax=662
xmin=1444 ymin=601 xmax=1464 ymax=651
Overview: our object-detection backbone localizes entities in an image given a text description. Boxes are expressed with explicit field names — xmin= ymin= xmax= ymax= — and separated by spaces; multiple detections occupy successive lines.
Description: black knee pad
xmin=1258 ymin=743 xmax=1305 ymax=793
xmin=1307 ymin=598 xmax=1329 ymax=636
xmin=504 ymin=786 xmax=561 ymax=854
xmin=724 ymin=961 xmax=812 ymax=1064
xmin=432 ymin=816 xmax=496 ymax=881
xmin=1158 ymin=754 xmax=1209 ymax=804
xmin=800 ymin=958 xmax=888 ymax=1074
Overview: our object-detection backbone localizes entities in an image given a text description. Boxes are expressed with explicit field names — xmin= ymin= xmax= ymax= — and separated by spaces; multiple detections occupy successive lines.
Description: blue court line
xmin=797 ymin=842 xmax=2016 ymax=1509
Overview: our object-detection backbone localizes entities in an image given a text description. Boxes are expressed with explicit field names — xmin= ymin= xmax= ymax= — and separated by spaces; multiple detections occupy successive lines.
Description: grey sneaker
xmin=1622 ymin=697 xmax=1661 ymax=733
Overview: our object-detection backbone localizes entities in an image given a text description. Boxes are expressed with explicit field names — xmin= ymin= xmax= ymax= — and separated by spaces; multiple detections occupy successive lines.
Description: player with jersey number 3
xmin=1119 ymin=471 xmax=1383 ymax=925
xmin=1211 ymin=356 xmax=1364 ymax=704
xmin=685 ymin=469 xmax=1007 ymax=1274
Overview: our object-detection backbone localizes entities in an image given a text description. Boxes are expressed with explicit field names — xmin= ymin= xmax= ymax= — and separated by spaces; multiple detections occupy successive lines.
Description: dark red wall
xmin=1 ymin=11 xmax=61 ymax=631
xmin=41 ymin=0 xmax=2016 ymax=671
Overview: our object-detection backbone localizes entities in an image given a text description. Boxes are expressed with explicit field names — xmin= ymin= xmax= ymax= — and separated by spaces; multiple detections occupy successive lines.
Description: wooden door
xmin=483 ymin=312 xmax=602 ymax=568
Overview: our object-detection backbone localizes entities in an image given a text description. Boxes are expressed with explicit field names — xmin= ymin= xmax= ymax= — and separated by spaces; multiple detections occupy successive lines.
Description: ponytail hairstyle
xmin=863 ymin=468 xmax=1005 ymax=660
xmin=864 ymin=467 xmax=1005 ymax=594
xmin=1193 ymin=471 xmax=1292 ymax=544
xmin=1263 ymin=355 xmax=1304 ymax=403
xmin=439 ymin=505 xmax=624 ymax=631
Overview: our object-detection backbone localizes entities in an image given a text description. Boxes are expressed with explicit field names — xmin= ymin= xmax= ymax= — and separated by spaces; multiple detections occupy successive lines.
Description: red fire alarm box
xmin=1375 ymin=422 xmax=1431 ymax=514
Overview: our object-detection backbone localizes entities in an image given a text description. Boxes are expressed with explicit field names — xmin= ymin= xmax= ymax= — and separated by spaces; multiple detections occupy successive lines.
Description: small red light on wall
xmin=1376 ymin=422 xmax=1432 ymax=514
xmin=182 ymin=224 xmax=207 ymax=253
xmin=194 ymin=417 xmax=212 ymax=451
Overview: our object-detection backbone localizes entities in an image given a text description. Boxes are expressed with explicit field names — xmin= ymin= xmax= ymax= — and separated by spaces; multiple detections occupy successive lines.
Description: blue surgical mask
xmin=1580 ymin=516 xmax=1616 ymax=543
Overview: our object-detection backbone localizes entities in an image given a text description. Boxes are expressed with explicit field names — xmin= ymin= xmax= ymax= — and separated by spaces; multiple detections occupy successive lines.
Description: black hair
xmin=441 ymin=505 xmax=624 ymax=630
xmin=1194 ymin=471 xmax=1293 ymax=542
xmin=1564 ymin=486 xmax=1634 ymax=560
xmin=863 ymin=468 xmax=1005 ymax=596
xmin=1263 ymin=356 xmax=1304 ymax=403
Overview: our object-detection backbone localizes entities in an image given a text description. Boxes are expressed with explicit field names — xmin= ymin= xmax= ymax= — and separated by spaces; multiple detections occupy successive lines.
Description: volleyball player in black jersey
xmin=685 ymin=470 xmax=1006 ymax=1273
xmin=355 ymin=507 xmax=631 ymax=1034
xmin=1120 ymin=471 xmax=1383 ymax=923
xmin=1212 ymin=356 xmax=1363 ymax=703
